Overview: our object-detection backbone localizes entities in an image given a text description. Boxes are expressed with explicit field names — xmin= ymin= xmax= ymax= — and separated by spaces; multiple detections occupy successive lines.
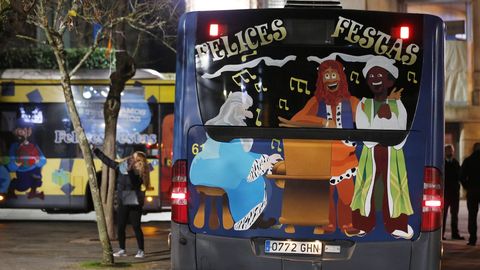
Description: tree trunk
xmin=101 ymin=119 xmax=118 ymax=240
xmin=46 ymin=35 xmax=114 ymax=265
xmin=102 ymin=0 xmax=136 ymax=240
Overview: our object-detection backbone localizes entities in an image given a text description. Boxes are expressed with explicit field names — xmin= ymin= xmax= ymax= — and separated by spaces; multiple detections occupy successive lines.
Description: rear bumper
xmin=170 ymin=222 xmax=441 ymax=270
xmin=171 ymin=222 xmax=197 ymax=270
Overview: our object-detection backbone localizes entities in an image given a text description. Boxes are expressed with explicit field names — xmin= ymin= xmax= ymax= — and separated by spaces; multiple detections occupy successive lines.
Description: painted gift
xmin=52 ymin=169 xmax=71 ymax=187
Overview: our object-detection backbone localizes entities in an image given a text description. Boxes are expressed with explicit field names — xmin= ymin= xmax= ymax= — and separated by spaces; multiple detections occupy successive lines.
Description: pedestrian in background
xmin=443 ymin=144 xmax=464 ymax=240
xmin=93 ymin=147 xmax=151 ymax=257
xmin=460 ymin=142 xmax=480 ymax=246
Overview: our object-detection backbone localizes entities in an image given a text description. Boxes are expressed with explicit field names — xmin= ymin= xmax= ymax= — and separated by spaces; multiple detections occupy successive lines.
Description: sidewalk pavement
xmin=0 ymin=214 xmax=171 ymax=270
xmin=442 ymin=199 xmax=480 ymax=270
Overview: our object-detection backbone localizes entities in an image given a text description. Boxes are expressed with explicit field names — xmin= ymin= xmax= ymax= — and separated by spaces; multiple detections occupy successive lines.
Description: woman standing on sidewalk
xmin=93 ymin=147 xmax=151 ymax=258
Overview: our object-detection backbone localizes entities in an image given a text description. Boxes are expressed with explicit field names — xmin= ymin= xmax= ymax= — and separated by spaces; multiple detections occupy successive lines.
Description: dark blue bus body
xmin=171 ymin=8 xmax=444 ymax=270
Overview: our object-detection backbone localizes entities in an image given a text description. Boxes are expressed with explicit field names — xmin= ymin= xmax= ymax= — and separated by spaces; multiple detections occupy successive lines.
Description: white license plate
xmin=265 ymin=240 xmax=322 ymax=255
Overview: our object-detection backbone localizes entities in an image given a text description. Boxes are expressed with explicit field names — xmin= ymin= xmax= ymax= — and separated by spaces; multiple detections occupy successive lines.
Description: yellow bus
xmin=0 ymin=69 xmax=174 ymax=212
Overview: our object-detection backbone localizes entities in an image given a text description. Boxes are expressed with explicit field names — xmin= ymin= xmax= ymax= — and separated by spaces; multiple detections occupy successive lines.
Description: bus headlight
xmin=146 ymin=196 xmax=153 ymax=203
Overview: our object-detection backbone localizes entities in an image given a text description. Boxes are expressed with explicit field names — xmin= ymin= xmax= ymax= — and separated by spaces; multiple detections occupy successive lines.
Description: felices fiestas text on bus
xmin=195 ymin=16 xmax=420 ymax=66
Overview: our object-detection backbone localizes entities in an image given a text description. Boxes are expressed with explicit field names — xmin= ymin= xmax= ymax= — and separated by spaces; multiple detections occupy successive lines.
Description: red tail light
xmin=421 ymin=167 xmax=443 ymax=231
xmin=171 ymin=160 xmax=188 ymax=224
xmin=391 ymin=25 xmax=411 ymax=40
xmin=208 ymin=23 xmax=227 ymax=37
xmin=209 ymin=24 xmax=219 ymax=37
xmin=400 ymin=26 xmax=410 ymax=39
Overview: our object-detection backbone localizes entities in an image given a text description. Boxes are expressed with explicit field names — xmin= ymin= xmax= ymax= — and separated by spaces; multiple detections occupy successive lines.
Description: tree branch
xmin=58 ymin=0 xmax=82 ymax=36
xmin=16 ymin=34 xmax=47 ymax=45
xmin=53 ymin=0 xmax=65 ymax=28
xmin=159 ymin=39 xmax=176 ymax=53
xmin=69 ymin=26 xmax=106 ymax=77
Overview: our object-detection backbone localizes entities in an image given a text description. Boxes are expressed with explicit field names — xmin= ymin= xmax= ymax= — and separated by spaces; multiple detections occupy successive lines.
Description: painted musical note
xmin=255 ymin=82 xmax=268 ymax=92
xmin=278 ymin=98 xmax=289 ymax=111
xmin=350 ymin=71 xmax=360 ymax=84
xmin=232 ymin=69 xmax=257 ymax=86
xmin=289 ymin=77 xmax=311 ymax=95
xmin=271 ymin=139 xmax=282 ymax=152
xmin=241 ymin=50 xmax=257 ymax=62
xmin=407 ymin=71 xmax=418 ymax=84
xmin=255 ymin=108 xmax=262 ymax=126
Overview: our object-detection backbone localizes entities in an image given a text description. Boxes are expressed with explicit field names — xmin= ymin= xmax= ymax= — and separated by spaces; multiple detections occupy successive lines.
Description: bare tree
xmin=11 ymin=0 xmax=113 ymax=265
xmin=9 ymin=0 xmax=180 ymax=265
xmin=71 ymin=0 xmax=181 ymax=241
xmin=96 ymin=0 xmax=180 ymax=240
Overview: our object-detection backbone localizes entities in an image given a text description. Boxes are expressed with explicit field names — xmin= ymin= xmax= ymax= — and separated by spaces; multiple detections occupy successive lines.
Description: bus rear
xmin=172 ymin=8 xmax=444 ymax=270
